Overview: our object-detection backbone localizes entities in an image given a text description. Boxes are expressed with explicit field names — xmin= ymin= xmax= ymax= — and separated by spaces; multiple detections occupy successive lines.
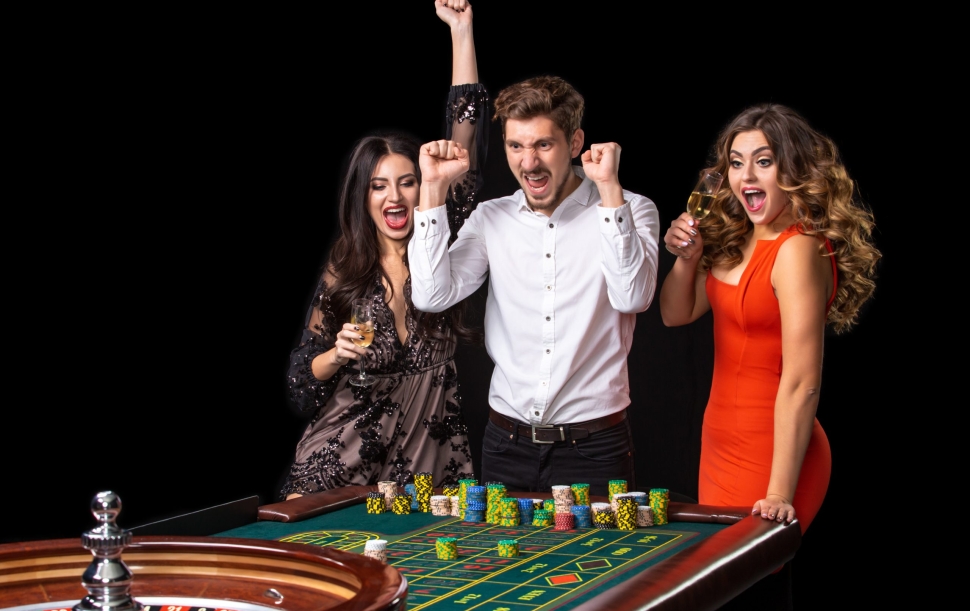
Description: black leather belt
xmin=488 ymin=408 xmax=627 ymax=444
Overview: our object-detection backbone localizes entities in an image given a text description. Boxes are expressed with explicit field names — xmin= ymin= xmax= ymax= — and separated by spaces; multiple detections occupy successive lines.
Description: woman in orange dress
xmin=659 ymin=104 xmax=880 ymax=532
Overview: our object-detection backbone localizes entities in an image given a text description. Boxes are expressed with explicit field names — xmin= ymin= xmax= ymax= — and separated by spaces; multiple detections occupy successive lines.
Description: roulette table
xmin=0 ymin=486 xmax=799 ymax=611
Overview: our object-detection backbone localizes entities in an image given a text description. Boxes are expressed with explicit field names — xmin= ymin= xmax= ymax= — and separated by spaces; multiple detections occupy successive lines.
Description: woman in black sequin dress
xmin=280 ymin=0 xmax=487 ymax=499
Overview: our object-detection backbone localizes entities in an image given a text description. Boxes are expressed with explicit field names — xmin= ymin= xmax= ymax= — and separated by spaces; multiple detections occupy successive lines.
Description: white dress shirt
xmin=408 ymin=167 xmax=660 ymax=425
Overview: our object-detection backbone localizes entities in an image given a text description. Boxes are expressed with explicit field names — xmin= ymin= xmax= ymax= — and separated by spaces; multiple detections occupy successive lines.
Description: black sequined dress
xmin=280 ymin=84 xmax=488 ymax=498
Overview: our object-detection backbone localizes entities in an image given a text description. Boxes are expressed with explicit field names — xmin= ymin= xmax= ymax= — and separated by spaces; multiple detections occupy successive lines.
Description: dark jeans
xmin=480 ymin=415 xmax=636 ymax=497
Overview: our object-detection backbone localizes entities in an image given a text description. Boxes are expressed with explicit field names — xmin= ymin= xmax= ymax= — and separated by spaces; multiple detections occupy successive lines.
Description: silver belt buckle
xmin=531 ymin=424 xmax=565 ymax=444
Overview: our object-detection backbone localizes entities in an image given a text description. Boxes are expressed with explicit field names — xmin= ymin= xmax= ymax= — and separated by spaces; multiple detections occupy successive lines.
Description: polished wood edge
xmin=571 ymin=515 xmax=802 ymax=611
xmin=258 ymin=486 xmax=381 ymax=522
xmin=0 ymin=535 xmax=408 ymax=611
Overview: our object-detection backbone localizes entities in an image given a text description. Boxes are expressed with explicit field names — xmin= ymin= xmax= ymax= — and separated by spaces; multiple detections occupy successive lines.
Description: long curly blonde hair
xmin=699 ymin=104 xmax=881 ymax=333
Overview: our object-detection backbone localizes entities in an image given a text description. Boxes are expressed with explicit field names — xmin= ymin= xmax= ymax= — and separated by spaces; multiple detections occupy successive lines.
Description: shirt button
xmin=431 ymin=219 xmax=436 ymax=224
xmin=545 ymin=285 xmax=552 ymax=291
xmin=604 ymin=218 xmax=610 ymax=223
xmin=535 ymin=411 xmax=540 ymax=416
xmin=545 ymin=349 xmax=550 ymax=354
xmin=545 ymin=253 xmax=551 ymax=258
xmin=618 ymin=217 xmax=624 ymax=223
xmin=420 ymin=222 xmax=425 ymax=227
xmin=545 ymin=316 xmax=551 ymax=321
xmin=548 ymin=223 xmax=554 ymax=228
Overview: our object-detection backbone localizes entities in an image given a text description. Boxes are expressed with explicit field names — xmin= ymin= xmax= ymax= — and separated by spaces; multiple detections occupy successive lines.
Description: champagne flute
xmin=348 ymin=299 xmax=376 ymax=387
xmin=686 ymin=170 xmax=724 ymax=220
xmin=668 ymin=170 xmax=725 ymax=259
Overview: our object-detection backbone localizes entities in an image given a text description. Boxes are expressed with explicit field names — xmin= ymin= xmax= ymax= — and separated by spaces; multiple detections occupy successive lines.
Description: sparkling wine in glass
xmin=348 ymin=299 xmax=376 ymax=387
xmin=686 ymin=170 xmax=724 ymax=219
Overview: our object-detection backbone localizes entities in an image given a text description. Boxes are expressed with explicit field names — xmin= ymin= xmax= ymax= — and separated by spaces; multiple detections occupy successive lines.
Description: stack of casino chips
xmin=442 ymin=485 xmax=459 ymax=498
xmin=450 ymin=496 xmax=460 ymax=517
xmin=458 ymin=479 xmax=478 ymax=520
xmin=405 ymin=484 xmax=419 ymax=510
xmin=414 ymin=472 xmax=433 ymax=512
xmin=486 ymin=483 xmax=506 ymax=524
xmin=532 ymin=508 xmax=552 ymax=527
xmin=517 ymin=498 xmax=535 ymax=525
xmin=608 ymin=480 xmax=628 ymax=502
xmin=497 ymin=539 xmax=519 ymax=557
xmin=366 ymin=491 xmax=386 ymax=514
xmin=636 ymin=505 xmax=655 ymax=527
xmin=430 ymin=495 xmax=451 ymax=516
xmin=499 ymin=498 xmax=520 ymax=526
xmin=531 ymin=499 xmax=545 ymax=511
xmin=649 ymin=488 xmax=669 ymax=525
xmin=554 ymin=511 xmax=575 ymax=531
xmin=378 ymin=481 xmax=397 ymax=510
xmin=570 ymin=504 xmax=592 ymax=528
xmin=571 ymin=483 xmax=590 ymax=506
xmin=593 ymin=508 xmax=617 ymax=529
xmin=551 ymin=485 xmax=574 ymax=515
xmin=590 ymin=502 xmax=611 ymax=517
xmin=436 ymin=537 xmax=458 ymax=560
xmin=363 ymin=539 xmax=387 ymax=563
xmin=392 ymin=493 xmax=412 ymax=515
xmin=542 ymin=499 xmax=555 ymax=512
xmin=616 ymin=496 xmax=638 ymax=530
xmin=464 ymin=486 xmax=486 ymax=522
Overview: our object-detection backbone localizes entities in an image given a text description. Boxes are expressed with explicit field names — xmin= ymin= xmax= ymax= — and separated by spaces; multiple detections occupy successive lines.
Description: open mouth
xmin=525 ymin=173 xmax=550 ymax=196
xmin=383 ymin=206 xmax=409 ymax=230
xmin=742 ymin=188 xmax=766 ymax=212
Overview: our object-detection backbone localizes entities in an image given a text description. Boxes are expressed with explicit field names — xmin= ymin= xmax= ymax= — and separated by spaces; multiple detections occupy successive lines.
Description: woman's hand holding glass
xmin=664 ymin=213 xmax=705 ymax=260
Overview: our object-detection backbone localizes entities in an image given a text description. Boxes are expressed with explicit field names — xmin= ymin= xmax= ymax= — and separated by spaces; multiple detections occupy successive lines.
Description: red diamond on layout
xmin=547 ymin=573 xmax=582 ymax=585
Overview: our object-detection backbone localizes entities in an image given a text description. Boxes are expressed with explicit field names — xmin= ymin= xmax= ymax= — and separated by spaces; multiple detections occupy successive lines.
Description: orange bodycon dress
xmin=700 ymin=225 xmax=834 ymax=533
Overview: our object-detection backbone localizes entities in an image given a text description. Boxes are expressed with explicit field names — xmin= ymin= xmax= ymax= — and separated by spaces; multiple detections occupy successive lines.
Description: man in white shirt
xmin=408 ymin=76 xmax=659 ymax=496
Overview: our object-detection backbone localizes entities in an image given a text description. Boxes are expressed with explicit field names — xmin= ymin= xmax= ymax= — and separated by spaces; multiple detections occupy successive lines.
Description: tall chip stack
xmin=458 ymin=479 xmax=478 ymax=520
xmin=499 ymin=498 xmax=520 ymax=526
xmin=551 ymin=485 xmax=574 ymax=515
xmin=571 ymin=483 xmax=590 ymax=506
xmin=649 ymin=488 xmax=669 ymax=525
xmin=486 ymin=483 xmax=506 ymax=524
xmin=414 ymin=472 xmax=433 ymax=512
xmin=570 ymin=504 xmax=592 ymax=528
xmin=378 ymin=481 xmax=397 ymax=510
xmin=616 ymin=496 xmax=638 ymax=530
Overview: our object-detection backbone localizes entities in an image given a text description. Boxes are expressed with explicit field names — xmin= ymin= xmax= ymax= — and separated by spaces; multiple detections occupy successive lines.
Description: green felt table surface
xmin=215 ymin=503 xmax=725 ymax=611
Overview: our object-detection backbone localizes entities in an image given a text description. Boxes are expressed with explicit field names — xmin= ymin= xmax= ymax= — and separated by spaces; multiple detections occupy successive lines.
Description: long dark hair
xmin=699 ymin=104 xmax=881 ymax=333
xmin=325 ymin=132 xmax=481 ymax=344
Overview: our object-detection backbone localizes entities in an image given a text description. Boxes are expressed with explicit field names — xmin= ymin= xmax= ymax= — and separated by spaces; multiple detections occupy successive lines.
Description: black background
xmin=6 ymin=3 xmax=912 ymax=607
